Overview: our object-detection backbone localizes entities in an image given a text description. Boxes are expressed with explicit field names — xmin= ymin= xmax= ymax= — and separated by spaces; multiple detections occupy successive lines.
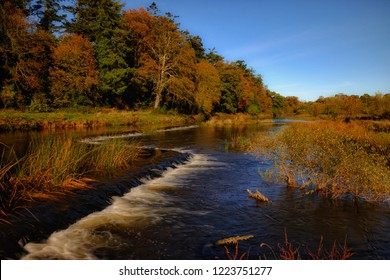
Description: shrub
xmin=0 ymin=85 xmax=16 ymax=109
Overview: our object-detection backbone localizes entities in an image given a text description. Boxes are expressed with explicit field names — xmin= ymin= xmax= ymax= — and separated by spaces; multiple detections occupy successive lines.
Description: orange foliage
xmin=0 ymin=1 xmax=51 ymax=99
xmin=124 ymin=8 xmax=196 ymax=109
xmin=195 ymin=60 xmax=221 ymax=115
xmin=50 ymin=34 xmax=99 ymax=107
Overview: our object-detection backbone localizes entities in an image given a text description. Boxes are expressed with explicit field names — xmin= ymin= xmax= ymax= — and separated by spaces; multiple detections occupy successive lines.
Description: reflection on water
xmin=12 ymin=125 xmax=390 ymax=259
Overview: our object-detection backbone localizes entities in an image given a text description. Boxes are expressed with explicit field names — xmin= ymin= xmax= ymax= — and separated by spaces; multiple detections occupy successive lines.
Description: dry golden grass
xmin=0 ymin=136 xmax=139 ymax=217
xmin=248 ymin=121 xmax=390 ymax=203
xmin=205 ymin=113 xmax=273 ymax=127
xmin=216 ymin=235 xmax=254 ymax=246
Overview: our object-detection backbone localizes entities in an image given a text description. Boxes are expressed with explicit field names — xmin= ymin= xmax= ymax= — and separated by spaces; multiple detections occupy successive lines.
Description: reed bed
xmin=248 ymin=121 xmax=390 ymax=203
xmin=0 ymin=136 xmax=139 ymax=217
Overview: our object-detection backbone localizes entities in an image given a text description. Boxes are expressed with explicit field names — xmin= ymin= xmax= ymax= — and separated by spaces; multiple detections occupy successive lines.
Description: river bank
xmin=0 ymin=109 xmax=197 ymax=132
xmin=0 ymin=111 xmax=270 ymax=221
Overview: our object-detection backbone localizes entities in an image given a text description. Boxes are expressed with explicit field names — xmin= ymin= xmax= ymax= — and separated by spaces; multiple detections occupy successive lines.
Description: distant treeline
xmin=0 ymin=1 xmax=388 ymax=119
xmin=287 ymin=93 xmax=390 ymax=120
xmin=303 ymin=92 xmax=390 ymax=120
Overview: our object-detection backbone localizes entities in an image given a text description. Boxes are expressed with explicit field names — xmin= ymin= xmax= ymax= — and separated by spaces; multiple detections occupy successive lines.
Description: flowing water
xmin=3 ymin=124 xmax=389 ymax=259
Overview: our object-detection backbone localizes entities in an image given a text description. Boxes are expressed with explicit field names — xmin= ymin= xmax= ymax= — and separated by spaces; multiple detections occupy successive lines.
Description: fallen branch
xmin=247 ymin=189 xmax=271 ymax=203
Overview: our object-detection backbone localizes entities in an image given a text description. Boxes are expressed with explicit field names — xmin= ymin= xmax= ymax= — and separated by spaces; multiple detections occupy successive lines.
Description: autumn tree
xmin=194 ymin=60 xmax=221 ymax=115
xmin=361 ymin=92 xmax=390 ymax=118
xmin=235 ymin=61 xmax=268 ymax=115
xmin=124 ymin=8 xmax=197 ymax=109
xmin=285 ymin=96 xmax=301 ymax=114
xmin=0 ymin=0 xmax=53 ymax=108
xmin=49 ymin=34 xmax=99 ymax=107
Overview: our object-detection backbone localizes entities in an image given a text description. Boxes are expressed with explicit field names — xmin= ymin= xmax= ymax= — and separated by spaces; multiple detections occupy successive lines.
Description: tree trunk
xmin=154 ymin=93 xmax=160 ymax=109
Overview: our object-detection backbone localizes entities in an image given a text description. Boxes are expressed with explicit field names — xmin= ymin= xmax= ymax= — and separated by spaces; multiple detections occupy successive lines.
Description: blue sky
xmin=123 ymin=0 xmax=390 ymax=101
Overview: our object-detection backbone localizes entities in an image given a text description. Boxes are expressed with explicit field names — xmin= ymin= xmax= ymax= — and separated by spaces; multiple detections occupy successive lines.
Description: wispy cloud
xmin=224 ymin=23 xmax=366 ymax=67
xmin=223 ymin=28 xmax=317 ymax=58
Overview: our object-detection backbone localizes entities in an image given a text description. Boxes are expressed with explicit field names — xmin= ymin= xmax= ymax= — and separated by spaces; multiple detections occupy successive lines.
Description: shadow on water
xmin=1 ymin=124 xmax=389 ymax=259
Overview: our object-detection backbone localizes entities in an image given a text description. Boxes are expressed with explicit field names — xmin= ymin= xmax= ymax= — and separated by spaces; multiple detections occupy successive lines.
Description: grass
xmin=0 ymin=136 xmax=139 ymax=217
xmin=0 ymin=109 xmax=194 ymax=132
xmin=205 ymin=113 xmax=274 ymax=127
xmin=247 ymin=121 xmax=390 ymax=203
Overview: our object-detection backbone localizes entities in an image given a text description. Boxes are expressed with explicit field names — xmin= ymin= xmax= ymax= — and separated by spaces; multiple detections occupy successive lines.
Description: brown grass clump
xmin=307 ymin=236 xmax=354 ymax=260
xmin=248 ymin=121 xmax=390 ymax=203
xmin=276 ymin=231 xmax=301 ymax=260
xmin=260 ymin=231 xmax=354 ymax=260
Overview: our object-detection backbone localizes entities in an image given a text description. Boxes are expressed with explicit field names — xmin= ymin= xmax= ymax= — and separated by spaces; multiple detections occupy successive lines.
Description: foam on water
xmin=22 ymin=151 xmax=216 ymax=260
xmin=80 ymin=125 xmax=199 ymax=145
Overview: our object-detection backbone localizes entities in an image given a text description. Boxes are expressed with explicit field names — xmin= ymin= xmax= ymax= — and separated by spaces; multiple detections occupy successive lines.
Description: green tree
xmin=186 ymin=35 xmax=206 ymax=61
xmin=269 ymin=91 xmax=286 ymax=118
xmin=217 ymin=62 xmax=243 ymax=113
xmin=32 ymin=0 xmax=66 ymax=33
xmin=206 ymin=48 xmax=224 ymax=66
xmin=66 ymin=0 xmax=131 ymax=105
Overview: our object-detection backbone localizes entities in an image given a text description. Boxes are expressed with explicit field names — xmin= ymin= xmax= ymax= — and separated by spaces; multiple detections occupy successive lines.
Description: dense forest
xmin=1 ymin=0 xmax=389 ymax=119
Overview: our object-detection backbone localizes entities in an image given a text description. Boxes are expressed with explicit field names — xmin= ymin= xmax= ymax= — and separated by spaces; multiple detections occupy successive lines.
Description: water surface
xmin=12 ymin=125 xmax=390 ymax=259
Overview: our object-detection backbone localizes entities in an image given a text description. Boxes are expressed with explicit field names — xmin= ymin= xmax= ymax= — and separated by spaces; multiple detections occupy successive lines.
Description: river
xmin=1 ymin=123 xmax=389 ymax=259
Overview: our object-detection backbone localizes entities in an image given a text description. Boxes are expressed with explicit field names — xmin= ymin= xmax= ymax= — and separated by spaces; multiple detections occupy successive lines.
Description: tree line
xmin=282 ymin=93 xmax=390 ymax=120
xmin=0 ymin=0 xmax=276 ymax=116
xmin=1 ymin=0 xmax=388 ymax=119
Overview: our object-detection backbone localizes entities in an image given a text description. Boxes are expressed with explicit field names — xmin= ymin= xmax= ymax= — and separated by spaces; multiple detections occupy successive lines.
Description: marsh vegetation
xmin=0 ymin=136 xmax=139 ymax=218
xmin=244 ymin=121 xmax=390 ymax=203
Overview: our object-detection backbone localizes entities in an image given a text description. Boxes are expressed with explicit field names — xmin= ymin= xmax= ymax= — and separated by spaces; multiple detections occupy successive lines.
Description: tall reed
xmin=0 ymin=136 xmax=139 ymax=216
xmin=0 ymin=143 xmax=24 ymax=216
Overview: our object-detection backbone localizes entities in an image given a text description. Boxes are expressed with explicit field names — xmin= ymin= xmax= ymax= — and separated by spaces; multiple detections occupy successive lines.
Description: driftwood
xmin=216 ymin=235 xmax=254 ymax=246
xmin=247 ymin=189 xmax=271 ymax=203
